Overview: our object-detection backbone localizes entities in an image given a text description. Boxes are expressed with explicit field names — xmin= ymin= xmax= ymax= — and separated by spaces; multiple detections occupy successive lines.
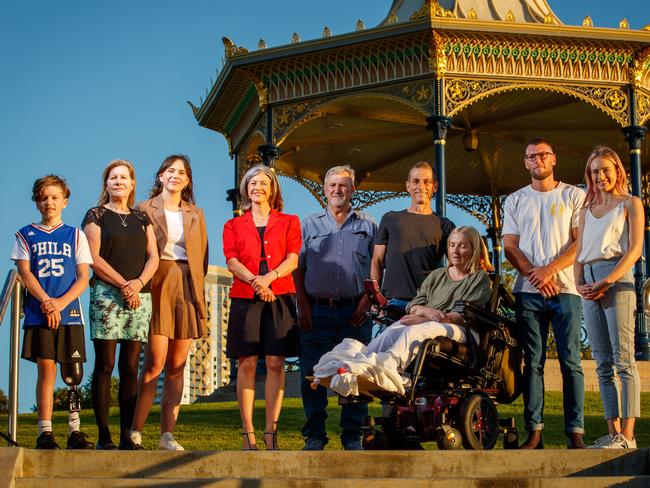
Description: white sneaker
xmin=159 ymin=432 xmax=184 ymax=451
xmin=588 ymin=434 xmax=614 ymax=448
xmin=601 ymin=433 xmax=637 ymax=449
xmin=130 ymin=430 xmax=143 ymax=447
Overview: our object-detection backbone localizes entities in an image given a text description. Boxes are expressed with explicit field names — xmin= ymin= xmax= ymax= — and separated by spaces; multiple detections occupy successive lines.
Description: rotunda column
xmin=426 ymin=77 xmax=452 ymax=217
xmin=258 ymin=107 xmax=281 ymax=166
xmin=622 ymin=122 xmax=649 ymax=359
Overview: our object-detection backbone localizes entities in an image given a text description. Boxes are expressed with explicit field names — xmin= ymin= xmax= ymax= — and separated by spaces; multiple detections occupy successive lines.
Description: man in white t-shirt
xmin=503 ymin=138 xmax=586 ymax=450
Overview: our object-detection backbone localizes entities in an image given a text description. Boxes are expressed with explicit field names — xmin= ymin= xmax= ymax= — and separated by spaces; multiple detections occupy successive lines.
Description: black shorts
xmin=22 ymin=325 xmax=86 ymax=364
xmin=226 ymin=294 xmax=298 ymax=359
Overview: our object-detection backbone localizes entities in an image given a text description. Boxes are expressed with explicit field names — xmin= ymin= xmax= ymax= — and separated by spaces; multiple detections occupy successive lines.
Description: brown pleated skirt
xmin=150 ymin=260 xmax=206 ymax=340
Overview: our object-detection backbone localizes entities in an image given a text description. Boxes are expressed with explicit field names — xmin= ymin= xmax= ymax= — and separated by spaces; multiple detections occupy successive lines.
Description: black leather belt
xmin=308 ymin=296 xmax=359 ymax=307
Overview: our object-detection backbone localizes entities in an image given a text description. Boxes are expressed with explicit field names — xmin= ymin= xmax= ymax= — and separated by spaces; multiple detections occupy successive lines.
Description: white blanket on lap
xmin=313 ymin=338 xmax=406 ymax=396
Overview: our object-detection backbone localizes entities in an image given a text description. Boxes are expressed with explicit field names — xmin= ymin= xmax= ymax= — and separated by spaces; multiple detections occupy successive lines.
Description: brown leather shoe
xmin=519 ymin=430 xmax=543 ymax=449
xmin=567 ymin=433 xmax=586 ymax=449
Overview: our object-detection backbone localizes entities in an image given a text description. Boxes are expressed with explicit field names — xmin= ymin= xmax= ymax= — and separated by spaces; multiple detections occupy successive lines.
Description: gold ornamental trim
xmin=445 ymin=79 xmax=629 ymax=126
xmin=410 ymin=0 xmax=454 ymax=21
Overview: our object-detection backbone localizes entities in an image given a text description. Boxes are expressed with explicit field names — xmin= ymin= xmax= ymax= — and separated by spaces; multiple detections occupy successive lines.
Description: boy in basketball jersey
xmin=11 ymin=175 xmax=94 ymax=449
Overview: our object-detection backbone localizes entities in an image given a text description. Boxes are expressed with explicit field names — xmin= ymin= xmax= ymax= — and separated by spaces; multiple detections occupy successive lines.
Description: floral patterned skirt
xmin=89 ymin=279 xmax=152 ymax=342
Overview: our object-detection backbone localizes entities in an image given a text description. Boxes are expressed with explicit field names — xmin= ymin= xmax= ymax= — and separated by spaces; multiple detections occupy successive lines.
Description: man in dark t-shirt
xmin=370 ymin=161 xmax=455 ymax=310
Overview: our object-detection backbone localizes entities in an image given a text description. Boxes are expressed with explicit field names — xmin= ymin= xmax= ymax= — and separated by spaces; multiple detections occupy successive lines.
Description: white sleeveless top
xmin=577 ymin=201 xmax=628 ymax=264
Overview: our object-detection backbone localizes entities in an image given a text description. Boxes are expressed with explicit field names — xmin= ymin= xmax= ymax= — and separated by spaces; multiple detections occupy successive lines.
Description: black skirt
xmin=22 ymin=325 xmax=86 ymax=363
xmin=226 ymin=294 xmax=298 ymax=359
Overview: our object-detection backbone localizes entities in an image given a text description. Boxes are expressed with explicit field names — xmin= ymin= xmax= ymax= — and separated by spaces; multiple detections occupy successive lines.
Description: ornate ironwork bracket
xmin=426 ymin=115 xmax=452 ymax=142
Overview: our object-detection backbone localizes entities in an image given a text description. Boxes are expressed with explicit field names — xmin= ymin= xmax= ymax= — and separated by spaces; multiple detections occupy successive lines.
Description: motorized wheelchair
xmin=314 ymin=275 xmax=523 ymax=450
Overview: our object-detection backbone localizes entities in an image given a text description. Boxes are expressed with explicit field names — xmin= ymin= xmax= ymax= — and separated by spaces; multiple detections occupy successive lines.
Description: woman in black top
xmin=82 ymin=159 xmax=158 ymax=450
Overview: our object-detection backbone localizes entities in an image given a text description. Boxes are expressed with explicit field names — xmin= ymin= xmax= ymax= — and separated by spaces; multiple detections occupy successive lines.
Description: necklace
xmin=109 ymin=203 xmax=129 ymax=227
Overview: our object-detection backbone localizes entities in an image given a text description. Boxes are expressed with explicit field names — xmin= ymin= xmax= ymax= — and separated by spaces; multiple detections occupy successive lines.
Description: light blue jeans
xmin=582 ymin=260 xmax=641 ymax=419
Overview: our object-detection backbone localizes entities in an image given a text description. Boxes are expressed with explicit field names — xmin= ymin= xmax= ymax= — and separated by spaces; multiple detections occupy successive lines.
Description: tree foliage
xmin=0 ymin=388 xmax=7 ymax=412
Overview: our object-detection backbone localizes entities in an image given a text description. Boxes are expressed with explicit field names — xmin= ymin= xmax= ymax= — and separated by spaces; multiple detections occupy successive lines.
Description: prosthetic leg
xmin=60 ymin=362 xmax=94 ymax=449
xmin=60 ymin=362 xmax=83 ymax=413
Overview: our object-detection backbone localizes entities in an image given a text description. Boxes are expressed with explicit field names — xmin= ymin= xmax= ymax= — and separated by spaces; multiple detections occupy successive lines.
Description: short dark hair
xmin=32 ymin=175 xmax=71 ymax=202
xmin=408 ymin=161 xmax=437 ymax=182
xmin=526 ymin=137 xmax=554 ymax=152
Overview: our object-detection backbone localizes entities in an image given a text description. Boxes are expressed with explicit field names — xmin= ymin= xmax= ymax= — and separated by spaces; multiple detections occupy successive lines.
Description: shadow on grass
xmin=2 ymin=392 xmax=649 ymax=450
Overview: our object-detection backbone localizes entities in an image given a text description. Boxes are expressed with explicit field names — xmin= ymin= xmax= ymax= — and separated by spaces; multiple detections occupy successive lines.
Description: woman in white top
xmin=130 ymin=155 xmax=209 ymax=450
xmin=574 ymin=146 xmax=643 ymax=449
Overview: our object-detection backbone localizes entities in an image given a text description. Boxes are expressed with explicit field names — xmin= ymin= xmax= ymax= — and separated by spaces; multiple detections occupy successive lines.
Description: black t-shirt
xmin=374 ymin=210 xmax=455 ymax=300
xmin=82 ymin=206 xmax=151 ymax=288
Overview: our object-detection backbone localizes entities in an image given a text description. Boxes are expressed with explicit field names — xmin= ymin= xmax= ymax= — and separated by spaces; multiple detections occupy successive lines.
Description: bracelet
xmin=137 ymin=278 xmax=144 ymax=287
xmin=273 ymin=269 xmax=281 ymax=279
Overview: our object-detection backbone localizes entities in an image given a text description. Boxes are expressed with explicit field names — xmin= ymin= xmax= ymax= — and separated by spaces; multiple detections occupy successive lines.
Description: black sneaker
xmin=67 ymin=430 xmax=95 ymax=450
xmin=36 ymin=431 xmax=60 ymax=450
xmin=96 ymin=440 xmax=118 ymax=450
xmin=118 ymin=438 xmax=144 ymax=450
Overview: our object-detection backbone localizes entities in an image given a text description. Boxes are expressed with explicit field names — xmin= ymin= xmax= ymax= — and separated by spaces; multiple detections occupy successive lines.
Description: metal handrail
xmin=0 ymin=269 xmax=22 ymax=445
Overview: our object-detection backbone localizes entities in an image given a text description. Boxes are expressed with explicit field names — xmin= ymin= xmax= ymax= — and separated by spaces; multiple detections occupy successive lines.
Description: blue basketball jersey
xmin=15 ymin=223 xmax=85 ymax=327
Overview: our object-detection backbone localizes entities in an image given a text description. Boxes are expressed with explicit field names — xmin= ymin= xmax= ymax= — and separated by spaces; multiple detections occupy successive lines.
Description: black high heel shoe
xmin=242 ymin=431 xmax=258 ymax=451
xmin=263 ymin=431 xmax=279 ymax=450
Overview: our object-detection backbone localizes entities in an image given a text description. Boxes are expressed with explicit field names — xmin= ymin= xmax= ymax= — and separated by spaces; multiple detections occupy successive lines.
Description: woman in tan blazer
xmin=129 ymin=154 xmax=208 ymax=450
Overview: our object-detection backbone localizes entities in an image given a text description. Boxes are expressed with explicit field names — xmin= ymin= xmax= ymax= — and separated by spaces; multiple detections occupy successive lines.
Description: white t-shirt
xmin=502 ymin=182 xmax=585 ymax=295
xmin=161 ymin=209 xmax=187 ymax=261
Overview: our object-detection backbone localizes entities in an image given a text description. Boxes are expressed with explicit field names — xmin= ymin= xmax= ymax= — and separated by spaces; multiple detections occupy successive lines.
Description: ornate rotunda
xmin=191 ymin=0 xmax=650 ymax=357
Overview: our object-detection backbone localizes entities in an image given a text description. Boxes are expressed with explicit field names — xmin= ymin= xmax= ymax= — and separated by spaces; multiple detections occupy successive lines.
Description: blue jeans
xmin=300 ymin=303 xmax=373 ymax=446
xmin=582 ymin=261 xmax=640 ymax=419
xmin=515 ymin=293 xmax=585 ymax=434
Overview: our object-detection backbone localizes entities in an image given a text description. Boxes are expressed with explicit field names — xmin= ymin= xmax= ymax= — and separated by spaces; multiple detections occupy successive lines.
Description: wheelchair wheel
xmin=503 ymin=428 xmax=519 ymax=449
xmin=456 ymin=393 xmax=499 ymax=450
xmin=436 ymin=427 xmax=462 ymax=450
xmin=362 ymin=427 xmax=388 ymax=450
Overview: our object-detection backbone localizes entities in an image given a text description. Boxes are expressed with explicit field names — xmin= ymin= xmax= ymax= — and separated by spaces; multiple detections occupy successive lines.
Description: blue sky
xmin=1 ymin=0 xmax=648 ymax=412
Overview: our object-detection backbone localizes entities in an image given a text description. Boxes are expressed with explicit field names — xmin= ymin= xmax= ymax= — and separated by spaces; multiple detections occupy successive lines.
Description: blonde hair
xmin=583 ymin=146 xmax=628 ymax=207
xmin=239 ymin=165 xmax=284 ymax=212
xmin=448 ymin=226 xmax=492 ymax=274
xmin=97 ymin=159 xmax=136 ymax=208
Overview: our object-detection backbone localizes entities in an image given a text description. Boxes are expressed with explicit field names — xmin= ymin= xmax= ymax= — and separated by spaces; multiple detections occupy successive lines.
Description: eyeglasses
xmin=524 ymin=151 xmax=554 ymax=161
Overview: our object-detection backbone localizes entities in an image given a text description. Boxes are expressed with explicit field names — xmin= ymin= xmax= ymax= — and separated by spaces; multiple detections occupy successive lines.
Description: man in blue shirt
xmin=294 ymin=165 xmax=377 ymax=450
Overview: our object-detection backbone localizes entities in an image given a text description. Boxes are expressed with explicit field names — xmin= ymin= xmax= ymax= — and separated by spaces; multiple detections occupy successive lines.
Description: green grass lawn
xmin=2 ymin=392 xmax=648 ymax=450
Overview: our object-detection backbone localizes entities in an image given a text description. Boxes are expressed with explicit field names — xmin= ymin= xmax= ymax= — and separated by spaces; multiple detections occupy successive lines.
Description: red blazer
xmin=223 ymin=209 xmax=301 ymax=299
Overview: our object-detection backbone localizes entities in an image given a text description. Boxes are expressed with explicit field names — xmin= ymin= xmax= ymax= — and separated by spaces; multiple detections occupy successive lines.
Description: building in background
xmin=142 ymin=265 xmax=233 ymax=405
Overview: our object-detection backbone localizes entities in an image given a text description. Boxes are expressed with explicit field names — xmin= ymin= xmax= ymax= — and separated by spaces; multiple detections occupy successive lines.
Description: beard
xmin=529 ymin=167 xmax=553 ymax=181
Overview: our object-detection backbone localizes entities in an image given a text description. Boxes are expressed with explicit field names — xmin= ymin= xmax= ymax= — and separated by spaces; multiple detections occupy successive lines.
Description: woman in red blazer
xmin=223 ymin=164 xmax=301 ymax=450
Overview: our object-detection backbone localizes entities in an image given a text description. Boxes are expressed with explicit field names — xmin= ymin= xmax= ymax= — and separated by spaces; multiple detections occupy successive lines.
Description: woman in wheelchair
xmin=313 ymin=226 xmax=493 ymax=396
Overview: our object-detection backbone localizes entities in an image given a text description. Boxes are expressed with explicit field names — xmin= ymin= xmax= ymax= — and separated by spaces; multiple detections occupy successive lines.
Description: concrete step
xmin=13 ymin=448 xmax=650 ymax=480
xmin=14 ymin=476 xmax=650 ymax=488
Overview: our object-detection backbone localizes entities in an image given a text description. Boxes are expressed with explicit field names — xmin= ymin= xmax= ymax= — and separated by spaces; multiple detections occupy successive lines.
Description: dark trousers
xmin=299 ymin=302 xmax=372 ymax=445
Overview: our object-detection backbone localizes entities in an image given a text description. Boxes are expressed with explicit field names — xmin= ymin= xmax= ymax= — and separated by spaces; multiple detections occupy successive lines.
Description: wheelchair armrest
xmin=451 ymin=300 xmax=502 ymax=334
xmin=363 ymin=279 xmax=388 ymax=307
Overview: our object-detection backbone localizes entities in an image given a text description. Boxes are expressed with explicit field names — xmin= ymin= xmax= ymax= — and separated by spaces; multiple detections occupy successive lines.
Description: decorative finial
xmin=544 ymin=14 xmax=554 ymax=24
xmin=467 ymin=8 xmax=477 ymax=20
xmin=291 ymin=32 xmax=301 ymax=43
xmin=322 ymin=26 xmax=331 ymax=38
xmin=619 ymin=18 xmax=630 ymax=29
xmin=222 ymin=36 xmax=248 ymax=58
xmin=356 ymin=19 xmax=365 ymax=31
xmin=505 ymin=10 xmax=515 ymax=22
xmin=186 ymin=101 xmax=199 ymax=116
xmin=582 ymin=15 xmax=593 ymax=27
xmin=258 ymin=39 xmax=267 ymax=49
xmin=387 ymin=12 xmax=398 ymax=24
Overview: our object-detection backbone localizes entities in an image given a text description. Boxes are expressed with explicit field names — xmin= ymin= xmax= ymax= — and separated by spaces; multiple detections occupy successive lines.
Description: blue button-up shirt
xmin=299 ymin=208 xmax=377 ymax=299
